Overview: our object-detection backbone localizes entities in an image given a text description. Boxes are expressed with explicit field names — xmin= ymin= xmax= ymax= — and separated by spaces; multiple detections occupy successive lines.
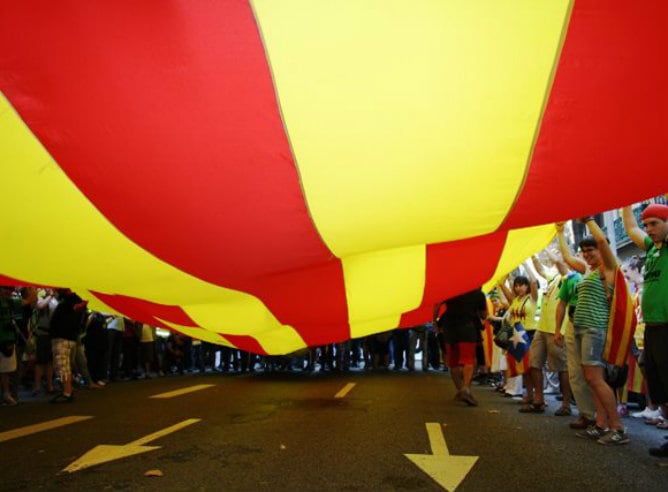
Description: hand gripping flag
xmin=602 ymin=267 xmax=637 ymax=366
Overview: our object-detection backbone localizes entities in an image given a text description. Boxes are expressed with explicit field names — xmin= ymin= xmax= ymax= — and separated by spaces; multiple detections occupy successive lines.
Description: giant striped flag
xmin=1 ymin=1 xmax=667 ymax=354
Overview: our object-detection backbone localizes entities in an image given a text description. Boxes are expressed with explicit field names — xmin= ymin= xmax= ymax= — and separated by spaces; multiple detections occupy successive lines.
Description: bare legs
xmin=583 ymin=365 xmax=622 ymax=431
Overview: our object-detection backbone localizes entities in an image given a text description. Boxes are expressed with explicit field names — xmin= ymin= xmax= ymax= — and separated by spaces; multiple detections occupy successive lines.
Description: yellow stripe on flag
xmin=343 ymin=245 xmax=425 ymax=338
xmin=483 ymin=224 xmax=556 ymax=293
xmin=0 ymin=94 xmax=303 ymax=354
xmin=253 ymin=0 xmax=572 ymax=257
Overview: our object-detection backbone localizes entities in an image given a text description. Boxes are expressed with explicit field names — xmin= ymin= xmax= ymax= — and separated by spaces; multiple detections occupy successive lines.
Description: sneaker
xmin=649 ymin=441 xmax=668 ymax=457
xmin=632 ymin=407 xmax=662 ymax=419
xmin=576 ymin=425 xmax=608 ymax=440
xmin=597 ymin=429 xmax=629 ymax=446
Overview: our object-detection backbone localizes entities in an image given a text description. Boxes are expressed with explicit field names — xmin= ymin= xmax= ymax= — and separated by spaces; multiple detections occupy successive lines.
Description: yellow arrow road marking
xmin=404 ymin=423 xmax=478 ymax=491
xmin=149 ymin=384 xmax=215 ymax=399
xmin=63 ymin=418 xmax=201 ymax=473
xmin=334 ymin=382 xmax=356 ymax=399
xmin=128 ymin=419 xmax=202 ymax=446
xmin=425 ymin=422 xmax=449 ymax=455
xmin=0 ymin=416 xmax=93 ymax=443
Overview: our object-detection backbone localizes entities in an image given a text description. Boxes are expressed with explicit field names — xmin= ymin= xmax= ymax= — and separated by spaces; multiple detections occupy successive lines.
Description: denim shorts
xmin=573 ymin=326 xmax=606 ymax=367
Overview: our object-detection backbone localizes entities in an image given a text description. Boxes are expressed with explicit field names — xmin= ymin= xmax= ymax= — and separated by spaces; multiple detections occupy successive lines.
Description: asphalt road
xmin=1 ymin=370 xmax=668 ymax=491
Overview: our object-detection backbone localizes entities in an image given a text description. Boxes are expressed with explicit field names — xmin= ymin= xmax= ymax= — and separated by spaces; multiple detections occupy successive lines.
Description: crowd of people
xmin=438 ymin=200 xmax=668 ymax=457
xmin=1 ymin=200 xmax=666 ymax=458
xmin=0 ymin=289 xmax=449 ymax=403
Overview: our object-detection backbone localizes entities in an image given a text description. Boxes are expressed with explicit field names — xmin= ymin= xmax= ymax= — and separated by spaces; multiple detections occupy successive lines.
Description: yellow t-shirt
xmin=509 ymin=294 xmax=537 ymax=331
xmin=538 ymin=275 xmax=568 ymax=334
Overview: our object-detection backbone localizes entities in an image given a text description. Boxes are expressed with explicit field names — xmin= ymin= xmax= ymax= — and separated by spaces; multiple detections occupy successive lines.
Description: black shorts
xmin=644 ymin=324 xmax=668 ymax=405
xmin=35 ymin=335 xmax=52 ymax=365
xmin=443 ymin=322 xmax=479 ymax=345
xmin=141 ymin=341 xmax=155 ymax=364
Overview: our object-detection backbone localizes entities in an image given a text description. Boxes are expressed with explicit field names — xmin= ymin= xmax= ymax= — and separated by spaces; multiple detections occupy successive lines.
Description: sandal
xmin=554 ymin=406 xmax=572 ymax=417
xmin=519 ymin=402 xmax=546 ymax=413
xmin=645 ymin=417 xmax=665 ymax=426
xmin=657 ymin=420 xmax=668 ymax=430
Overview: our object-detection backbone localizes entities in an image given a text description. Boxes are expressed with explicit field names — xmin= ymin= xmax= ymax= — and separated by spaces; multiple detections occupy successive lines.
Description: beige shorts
xmin=51 ymin=338 xmax=76 ymax=382
xmin=0 ymin=348 xmax=16 ymax=373
xmin=529 ymin=330 xmax=567 ymax=372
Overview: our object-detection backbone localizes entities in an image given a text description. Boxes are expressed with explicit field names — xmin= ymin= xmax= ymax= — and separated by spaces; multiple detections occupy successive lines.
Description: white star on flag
xmin=511 ymin=326 xmax=528 ymax=349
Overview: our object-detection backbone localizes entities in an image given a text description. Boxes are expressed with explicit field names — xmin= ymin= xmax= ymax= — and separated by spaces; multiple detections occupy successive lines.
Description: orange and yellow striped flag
xmin=481 ymin=297 xmax=495 ymax=368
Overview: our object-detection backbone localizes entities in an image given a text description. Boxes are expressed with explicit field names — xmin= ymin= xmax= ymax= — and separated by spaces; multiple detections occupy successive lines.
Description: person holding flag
xmin=554 ymin=224 xmax=596 ymax=430
xmin=498 ymin=263 xmax=539 ymax=412
xmin=571 ymin=218 xmax=630 ymax=445
xmin=527 ymin=251 xmax=572 ymax=417
xmin=622 ymin=200 xmax=668 ymax=457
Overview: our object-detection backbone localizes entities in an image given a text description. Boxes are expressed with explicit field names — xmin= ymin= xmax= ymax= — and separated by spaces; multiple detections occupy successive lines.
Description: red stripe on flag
xmin=218 ymin=334 xmax=267 ymax=356
xmin=90 ymin=292 xmax=200 ymax=330
xmin=502 ymin=0 xmax=668 ymax=229
xmin=0 ymin=3 xmax=350 ymax=344
xmin=399 ymin=232 xmax=507 ymax=327
xmin=602 ymin=267 xmax=637 ymax=366
xmin=0 ymin=275 xmax=55 ymax=289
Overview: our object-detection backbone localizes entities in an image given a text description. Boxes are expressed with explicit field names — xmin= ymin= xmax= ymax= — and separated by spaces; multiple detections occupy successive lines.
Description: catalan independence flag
xmin=506 ymin=351 xmax=530 ymax=378
xmin=1 ymin=1 xmax=667 ymax=355
xmin=602 ymin=267 xmax=637 ymax=366
xmin=481 ymin=297 xmax=495 ymax=368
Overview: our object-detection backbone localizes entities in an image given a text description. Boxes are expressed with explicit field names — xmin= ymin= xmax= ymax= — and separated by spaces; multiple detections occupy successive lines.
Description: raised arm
xmin=556 ymin=222 xmax=586 ymax=274
xmin=584 ymin=218 xmax=617 ymax=273
xmin=523 ymin=260 xmax=539 ymax=303
xmin=531 ymin=254 xmax=548 ymax=281
xmin=546 ymin=248 xmax=569 ymax=276
xmin=497 ymin=276 xmax=514 ymax=303
xmin=621 ymin=205 xmax=647 ymax=249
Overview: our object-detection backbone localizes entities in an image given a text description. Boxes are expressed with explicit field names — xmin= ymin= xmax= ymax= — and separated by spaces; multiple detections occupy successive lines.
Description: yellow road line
xmin=0 ymin=416 xmax=93 ymax=443
xmin=334 ymin=382 xmax=356 ymax=399
xmin=149 ymin=384 xmax=215 ymax=399
xmin=129 ymin=418 xmax=202 ymax=446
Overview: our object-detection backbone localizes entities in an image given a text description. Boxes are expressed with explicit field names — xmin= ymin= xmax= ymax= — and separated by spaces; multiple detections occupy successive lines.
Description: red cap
xmin=641 ymin=203 xmax=668 ymax=221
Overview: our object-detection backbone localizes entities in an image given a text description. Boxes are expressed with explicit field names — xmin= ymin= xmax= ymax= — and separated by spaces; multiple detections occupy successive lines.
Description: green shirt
xmin=557 ymin=271 xmax=582 ymax=307
xmin=573 ymin=270 xmax=611 ymax=330
xmin=0 ymin=297 xmax=21 ymax=343
xmin=642 ymin=236 xmax=668 ymax=323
